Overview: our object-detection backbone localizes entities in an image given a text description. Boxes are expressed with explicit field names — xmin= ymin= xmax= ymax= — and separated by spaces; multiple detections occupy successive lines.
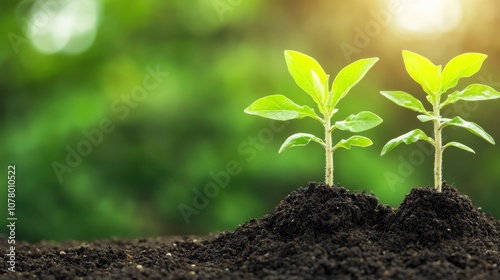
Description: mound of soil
xmin=2 ymin=182 xmax=499 ymax=279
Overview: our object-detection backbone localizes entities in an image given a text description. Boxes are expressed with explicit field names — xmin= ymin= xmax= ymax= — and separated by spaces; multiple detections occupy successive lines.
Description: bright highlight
xmin=22 ymin=0 xmax=100 ymax=55
xmin=393 ymin=0 xmax=462 ymax=34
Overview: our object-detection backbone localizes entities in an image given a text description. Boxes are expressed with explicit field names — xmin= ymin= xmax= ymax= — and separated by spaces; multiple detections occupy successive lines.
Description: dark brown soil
xmin=2 ymin=182 xmax=499 ymax=279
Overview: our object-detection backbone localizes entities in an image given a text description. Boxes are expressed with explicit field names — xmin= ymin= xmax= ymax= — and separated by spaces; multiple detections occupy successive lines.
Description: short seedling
xmin=245 ymin=51 xmax=382 ymax=186
xmin=381 ymin=50 xmax=500 ymax=192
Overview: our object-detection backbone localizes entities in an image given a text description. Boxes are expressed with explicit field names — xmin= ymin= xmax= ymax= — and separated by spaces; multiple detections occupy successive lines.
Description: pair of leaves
xmin=381 ymin=110 xmax=495 ymax=156
xmin=381 ymin=129 xmax=476 ymax=155
xmin=278 ymin=112 xmax=382 ymax=153
xmin=380 ymin=84 xmax=500 ymax=114
xmin=402 ymin=50 xmax=487 ymax=99
xmin=278 ymin=134 xmax=372 ymax=153
xmin=381 ymin=113 xmax=495 ymax=155
xmin=383 ymin=52 xmax=499 ymax=113
xmin=245 ymin=93 xmax=382 ymax=130
xmin=283 ymin=50 xmax=378 ymax=115
xmin=245 ymin=51 xmax=380 ymax=123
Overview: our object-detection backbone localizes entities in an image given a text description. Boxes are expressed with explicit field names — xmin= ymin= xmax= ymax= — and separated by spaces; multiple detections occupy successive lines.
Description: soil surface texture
xmin=1 ymin=182 xmax=499 ymax=279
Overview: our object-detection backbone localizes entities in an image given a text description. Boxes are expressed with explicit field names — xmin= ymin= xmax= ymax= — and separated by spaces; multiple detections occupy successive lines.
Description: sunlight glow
xmin=23 ymin=0 xmax=100 ymax=55
xmin=392 ymin=0 xmax=462 ymax=34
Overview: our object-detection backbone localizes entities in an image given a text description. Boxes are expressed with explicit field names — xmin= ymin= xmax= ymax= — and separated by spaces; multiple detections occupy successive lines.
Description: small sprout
xmin=245 ymin=50 xmax=382 ymax=186
xmin=381 ymin=50 xmax=500 ymax=192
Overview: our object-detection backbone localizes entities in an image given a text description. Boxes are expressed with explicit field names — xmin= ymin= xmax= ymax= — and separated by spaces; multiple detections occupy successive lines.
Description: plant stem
xmin=324 ymin=114 xmax=333 ymax=187
xmin=433 ymin=102 xmax=443 ymax=192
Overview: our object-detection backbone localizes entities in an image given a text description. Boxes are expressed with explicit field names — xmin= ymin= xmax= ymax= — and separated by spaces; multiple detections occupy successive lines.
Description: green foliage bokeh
xmin=1 ymin=0 xmax=500 ymax=242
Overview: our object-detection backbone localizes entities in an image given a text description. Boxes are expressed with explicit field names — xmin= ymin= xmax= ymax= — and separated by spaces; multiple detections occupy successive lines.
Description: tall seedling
xmin=381 ymin=51 xmax=500 ymax=191
xmin=245 ymin=51 xmax=382 ymax=186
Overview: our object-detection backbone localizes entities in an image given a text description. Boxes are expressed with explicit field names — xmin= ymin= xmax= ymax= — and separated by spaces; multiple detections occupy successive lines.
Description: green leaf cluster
xmin=381 ymin=51 xmax=500 ymax=191
xmin=245 ymin=51 xmax=382 ymax=185
xmin=381 ymin=51 xmax=500 ymax=155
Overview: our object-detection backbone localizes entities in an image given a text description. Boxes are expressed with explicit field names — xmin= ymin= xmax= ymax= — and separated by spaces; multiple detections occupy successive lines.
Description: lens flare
xmin=392 ymin=0 xmax=462 ymax=34
xmin=20 ymin=0 xmax=100 ymax=55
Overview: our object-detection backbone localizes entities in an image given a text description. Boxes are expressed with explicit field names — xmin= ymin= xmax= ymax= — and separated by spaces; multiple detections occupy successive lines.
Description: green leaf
xmin=441 ymin=53 xmax=487 ymax=92
xmin=440 ymin=90 xmax=460 ymax=108
xmin=330 ymin=57 xmax=379 ymax=108
xmin=442 ymin=84 xmax=500 ymax=108
xmin=441 ymin=116 xmax=495 ymax=144
xmin=284 ymin=50 xmax=327 ymax=104
xmin=332 ymin=136 xmax=373 ymax=152
xmin=244 ymin=95 xmax=320 ymax=121
xmin=312 ymin=71 xmax=329 ymax=112
xmin=402 ymin=50 xmax=442 ymax=96
xmin=458 ymin=84 xmax=500 ymax=101
xmin=279 ymin=133 xmax=325 ymax=153
xmin=380 ymin=91 xmax=428 ymax=113
xmin=443 ymin=142 xmax=475 ymax=153
xmin=381 ymin=129 xmax=433 ymax=155
xmin=334 ymin=111 xmax=383 ymax=132
xmin=416 ymin=115 xmax=437 ymax=122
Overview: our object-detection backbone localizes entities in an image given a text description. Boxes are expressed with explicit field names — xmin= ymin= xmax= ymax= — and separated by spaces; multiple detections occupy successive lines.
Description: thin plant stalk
xmin=324 ymin=113 xmax=333 ymax=186
xmin=432 ymin=99 xmax=443 ymax=192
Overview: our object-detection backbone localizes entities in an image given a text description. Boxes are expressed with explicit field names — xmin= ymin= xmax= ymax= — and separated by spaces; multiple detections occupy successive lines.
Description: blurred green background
xmin=2 ymin=0 xmax=500 ymax=242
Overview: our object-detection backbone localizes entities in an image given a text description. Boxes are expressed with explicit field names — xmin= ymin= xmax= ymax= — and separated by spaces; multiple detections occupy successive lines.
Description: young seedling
xmin=381 ymin=50 xmax=500 ymax=192
xmin=244 ymin=51 xmax=382 ymax=187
